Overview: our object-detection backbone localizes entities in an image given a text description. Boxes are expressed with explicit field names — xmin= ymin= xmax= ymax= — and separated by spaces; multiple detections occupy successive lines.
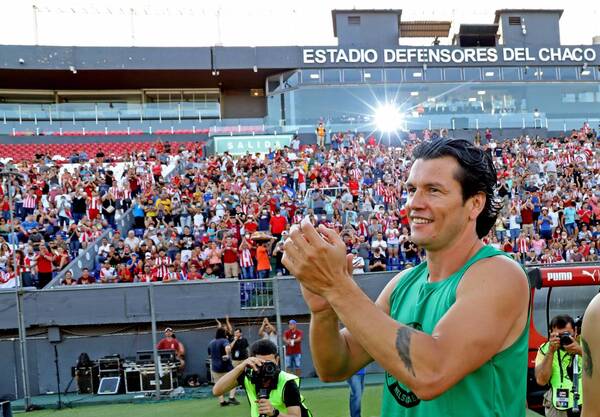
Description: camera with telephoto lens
xmin=559 ymin=332 xmax=573 ymax=347
xmin=245 ymin=361 xmax=281 ymax=390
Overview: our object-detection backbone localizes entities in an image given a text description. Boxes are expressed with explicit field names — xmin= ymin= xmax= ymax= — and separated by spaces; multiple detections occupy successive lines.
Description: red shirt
xmin=349 ymin=179 xmax=360 ymax=196
xmin=520 ymin=207 xmax=534 ymax=225
xmin=270 ymin=215 xmax=287 ymax=235
xmin=577 ymin=209 xmax=592 ymax=224
xmin=187 ymin=271 xmax=203 ymax=280
xmin=284 ymin=328 xmax=303 ymax=355
xmin=245 ymin=221 xmax=258 ymax=234
xmin=37 ymin=253 xmax=54 ymax=273
xmin=222 ymin=246 xmax=239 ymax=263
xmin=152 ymin=164 xmax=162 ymax=176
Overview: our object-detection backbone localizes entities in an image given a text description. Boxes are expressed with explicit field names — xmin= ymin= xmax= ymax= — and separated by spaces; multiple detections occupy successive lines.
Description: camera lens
xmin=559 ymin=332 xmax=572 ymax=347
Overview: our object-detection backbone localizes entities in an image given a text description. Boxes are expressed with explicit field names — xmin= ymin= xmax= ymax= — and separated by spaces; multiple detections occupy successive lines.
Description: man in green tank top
xmin=283 ymin=138 xmax=530 ymax=416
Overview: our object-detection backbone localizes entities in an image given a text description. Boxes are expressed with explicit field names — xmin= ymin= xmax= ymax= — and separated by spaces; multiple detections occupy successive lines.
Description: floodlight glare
xmin=374 ymin=103 xmax=403 ymax=133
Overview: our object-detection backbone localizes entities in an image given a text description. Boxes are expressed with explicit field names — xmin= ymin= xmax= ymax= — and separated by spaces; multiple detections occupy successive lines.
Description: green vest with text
xmin=381 ymin=245 xmax=530 ymax=417
xmin=244 ymin=370 xmax=312 ymax=417
xmin=539 ymin=342 xmax=583 ymax=410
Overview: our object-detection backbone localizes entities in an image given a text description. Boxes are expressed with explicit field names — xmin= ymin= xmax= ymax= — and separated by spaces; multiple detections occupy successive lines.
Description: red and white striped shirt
xmin=23 ymin=195 xmax=37 ymax=209
xmin=154 ymin=257 xmax=172 ymax=279
xmin=153 ymin=264 xmax=169 ymax=279
xmin=292 ymin=213 xmax=303 ymax=225
xmin=239 ymin=248 xmax=254 ymax=267
xmin=138 ymin=273 xmax=156 ymax=283
xmin=0 ymin=270 xmax=16 ymax=287
xmin=18 ymin=256 xmax=33 ymax=274
xmin=79 ymin=230 xmax=93 ymax=244
xmin=517 ymin=236 xmax=529 ymax=254
xmin=90 ymin=197 xmax=102 ymax=210
xmin=383 ymin=188 xmax=396 ymax=205
xmin=357 ymin=220 xmax=369 ymax=237
xmin=156 ymin=256 xmax=173 ymax=266
xmin=165 ymin=271 xmax=179 ymax=282
xmin=109 ymin=187 xmax=123 ymax=200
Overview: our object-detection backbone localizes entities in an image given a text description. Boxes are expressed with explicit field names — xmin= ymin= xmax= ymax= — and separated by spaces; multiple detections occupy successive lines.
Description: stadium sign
xmin=539 ymin=266 xmax=600 ymax=287
xmin=213 ymin=134 xmax=293 ymax=155
xmin=302 ymin=47 xmax=597 ymax=65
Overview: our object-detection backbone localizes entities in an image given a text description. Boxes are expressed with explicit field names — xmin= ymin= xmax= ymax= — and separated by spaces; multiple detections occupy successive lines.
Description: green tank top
xmin=381 ymin=245 xmax=529 ymax=417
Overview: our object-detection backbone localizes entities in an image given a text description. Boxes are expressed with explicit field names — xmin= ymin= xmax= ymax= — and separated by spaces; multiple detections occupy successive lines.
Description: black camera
xmin=559 ymin=332 xmax=573 ymax=347
xmin=245 ymin=361 xmax=280 ymax=390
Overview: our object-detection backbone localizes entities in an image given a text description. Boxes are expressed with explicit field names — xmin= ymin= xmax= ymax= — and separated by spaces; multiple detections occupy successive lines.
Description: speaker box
xmin=124 ymin=370 xmax=141 ymax=393
xmin=141 ymin=371 xmax=174 ymax=392
xmin=0 ymin=401 xmax=12 ymax=417
xmin=76 ymin=366 xmax=99 ymax=394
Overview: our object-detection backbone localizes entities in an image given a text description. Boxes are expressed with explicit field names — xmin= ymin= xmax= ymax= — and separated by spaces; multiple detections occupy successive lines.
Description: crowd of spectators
xmin=0 ymin=142 xmax=178 ymax=288
xmin=1 ymin=125 xmax=599 ymax=290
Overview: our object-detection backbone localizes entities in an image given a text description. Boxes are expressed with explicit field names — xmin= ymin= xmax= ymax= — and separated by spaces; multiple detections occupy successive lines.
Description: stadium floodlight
xmin=374 ymin=103 xmax=403 ymax=133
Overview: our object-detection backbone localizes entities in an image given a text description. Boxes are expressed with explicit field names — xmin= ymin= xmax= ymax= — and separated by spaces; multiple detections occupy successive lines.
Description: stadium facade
xmin=0 ymin=8 xmax=599 ymax=138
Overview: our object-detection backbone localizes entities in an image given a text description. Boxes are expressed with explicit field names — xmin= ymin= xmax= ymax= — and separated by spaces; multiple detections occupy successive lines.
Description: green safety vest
xmin=539 ymin=342 xmax=583 ymax=410
xmin=244 ymin=370 xmax=313 ymax=417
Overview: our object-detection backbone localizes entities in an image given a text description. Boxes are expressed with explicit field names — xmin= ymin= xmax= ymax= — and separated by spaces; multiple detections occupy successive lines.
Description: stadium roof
xmin=0 ymin=68 xmax=282 ymax=90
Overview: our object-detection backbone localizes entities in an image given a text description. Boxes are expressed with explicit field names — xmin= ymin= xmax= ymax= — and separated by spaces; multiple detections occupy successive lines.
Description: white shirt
xmin=193 ymin=212 xmax=205 ymax=228
xmin=352 ymin=256 xmax=365 ymax=275
xmin=98 ymin=244 xmax=111 ymax=257
xmin=124 ymin=236 xmax=140 ymax=251
xmin=549 ymin=210 xmax=559 ymax=228
xmin=371 ymin=239 xmax=387 ymax=250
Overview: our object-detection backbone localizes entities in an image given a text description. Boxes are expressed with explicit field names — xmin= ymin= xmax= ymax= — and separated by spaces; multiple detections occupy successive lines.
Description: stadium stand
xmin=2 ymin=123 xmax=598 ymax=291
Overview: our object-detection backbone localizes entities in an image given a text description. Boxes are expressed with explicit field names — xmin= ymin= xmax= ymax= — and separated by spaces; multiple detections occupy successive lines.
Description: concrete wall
xmin=498 ymin=12 xmax=561 ymax=47
xmin=0 ymin=273 xmax=395 ymax=399
xmin=0 ymin=274 xmax=392 ymax=330
xmin=335 ymin=12 xmax=400 ymax=47
xmin=221 ymin=90 xmax=267 ymax=119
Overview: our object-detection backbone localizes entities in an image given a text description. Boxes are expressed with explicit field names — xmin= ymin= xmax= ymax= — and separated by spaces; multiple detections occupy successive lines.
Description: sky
xmin=1 ymin=0 xmax=599 ymax=47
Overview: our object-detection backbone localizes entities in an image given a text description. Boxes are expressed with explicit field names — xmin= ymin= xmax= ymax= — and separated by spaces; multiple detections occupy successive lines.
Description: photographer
xmin=535 ymin=315 xmax=583 ymax=417
xmin=213 ymin=339 xmax=312 ymax=417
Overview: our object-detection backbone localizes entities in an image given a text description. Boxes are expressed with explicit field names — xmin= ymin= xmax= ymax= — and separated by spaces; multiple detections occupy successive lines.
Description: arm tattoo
xmin=582 ymin=337 xmax=593 ymax=378
xmin=396 ymin=327 xmax=417 ymax=377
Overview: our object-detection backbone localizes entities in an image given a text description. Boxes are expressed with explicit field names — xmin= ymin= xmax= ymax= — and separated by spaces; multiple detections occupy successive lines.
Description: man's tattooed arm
xmin=396 ymin=327 xmax=417 ymax=377
xmin=582 ymin=337 xmax=593 ymax=378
